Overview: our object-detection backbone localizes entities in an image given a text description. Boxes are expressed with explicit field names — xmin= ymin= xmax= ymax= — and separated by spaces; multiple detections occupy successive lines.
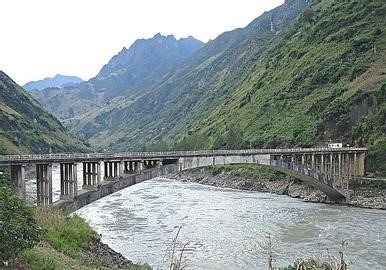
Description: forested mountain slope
xmin=75 ymin=0 xmax=311 ymax=149
xmin=0 ymin=71 xmax=89 ymax=154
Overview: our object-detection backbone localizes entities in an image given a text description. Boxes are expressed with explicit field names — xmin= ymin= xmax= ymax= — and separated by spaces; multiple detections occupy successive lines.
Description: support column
xmin=301 ymin=155 xmax=305 ymax=166
xmin=346 ymin=153 xmax=351 ymax=190
xmin=119 ymin=161 xmax=124 ymax=178
xmin=357 ymin=152 xmax=365 ymax=176
xmin=36 ymin=163 xmax=52 ymax=206
xmin=97 ymin=161 xmax=101 ymax=186
xmin=60 ymin=163 xmax=77 ymax=200
xmin=83 ymin=162 xmax=100 ymax=188
xmin=104 ymin=162 xmax=108 ymax=178
xmin=330 ymin=153 xmax=333 ymax=180
xmin=11 ymin=165 xmax=26 ymax=199
xmin=311 ymin=154 xmax=315 ymax=170
xmin=338 ymin=153 xmax=342 ymax=187
xmin=353 ymin=153 xmax=357 ymax=180
xmin=321 ymin=154 xmax=324 ymax=174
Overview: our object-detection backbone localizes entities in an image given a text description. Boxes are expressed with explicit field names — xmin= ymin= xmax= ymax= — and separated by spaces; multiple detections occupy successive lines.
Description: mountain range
xmin=23 ymin=0 xmax=386 ymax=174
xmin=31 ymin=34 xmax=204 ymax=120
xmin=0 ymin=71 xmax=89 ymax=154
xmin=23 ymin=74 xmax=84 ymax=91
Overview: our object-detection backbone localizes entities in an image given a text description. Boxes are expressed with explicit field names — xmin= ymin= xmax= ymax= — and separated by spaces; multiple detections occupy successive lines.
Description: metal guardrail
xmin=0 ymin=147 xmax=367 ymax=165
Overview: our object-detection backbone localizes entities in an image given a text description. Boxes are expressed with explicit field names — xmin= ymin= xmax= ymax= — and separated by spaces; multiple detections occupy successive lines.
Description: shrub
xmin=0 ymin=187 xmax=43 ymax=264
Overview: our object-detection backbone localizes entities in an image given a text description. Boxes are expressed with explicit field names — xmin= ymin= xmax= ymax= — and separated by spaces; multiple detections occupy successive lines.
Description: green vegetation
xmin=0 ymin=71 xmax=90 ymax=154
xmin=0 ymin=187 xmax=43 ymax=264
xmin=33 ymin=208 xmax=98 ymax=260
xmin=190 ymin=164 xmax=284 ymax=182
xmin=58 ymin=0 xmax=386 ymax=177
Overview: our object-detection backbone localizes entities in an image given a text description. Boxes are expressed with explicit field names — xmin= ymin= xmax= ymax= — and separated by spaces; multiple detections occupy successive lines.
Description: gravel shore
xmin=169 ymin=169 xmax=386 ymax=210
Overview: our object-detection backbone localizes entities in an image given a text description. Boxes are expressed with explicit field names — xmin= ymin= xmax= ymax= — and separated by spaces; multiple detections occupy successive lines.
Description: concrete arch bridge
xmin=0 ymin=147 xmax=366 ymax=212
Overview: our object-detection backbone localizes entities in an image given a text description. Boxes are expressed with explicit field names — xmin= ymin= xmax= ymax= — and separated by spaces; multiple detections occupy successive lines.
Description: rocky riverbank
xmin=169 ymin=168 xmax=386 ymax=210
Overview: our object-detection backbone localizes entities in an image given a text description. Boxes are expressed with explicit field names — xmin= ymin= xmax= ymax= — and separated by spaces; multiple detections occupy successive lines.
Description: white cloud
xmin=0 ymin=0 xmax=284 ymax=85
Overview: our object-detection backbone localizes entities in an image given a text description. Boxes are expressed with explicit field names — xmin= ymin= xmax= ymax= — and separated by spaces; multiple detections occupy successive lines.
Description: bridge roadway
xmin=0 ymin=147 xmax=367 ymax=211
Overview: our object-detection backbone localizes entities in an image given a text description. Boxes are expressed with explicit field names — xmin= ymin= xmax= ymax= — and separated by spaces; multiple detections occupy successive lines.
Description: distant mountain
xmin=23 ymin=74 xmax=84 ymax=91
xmin=0 ymin=71 xmax=90 ymax=154
xmin=31 ymin=34 xmax=204 ymax=119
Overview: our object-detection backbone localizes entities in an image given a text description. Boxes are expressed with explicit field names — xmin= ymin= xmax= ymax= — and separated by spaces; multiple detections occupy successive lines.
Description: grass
xmin=13 ymin=208 xmax=151 ymax=270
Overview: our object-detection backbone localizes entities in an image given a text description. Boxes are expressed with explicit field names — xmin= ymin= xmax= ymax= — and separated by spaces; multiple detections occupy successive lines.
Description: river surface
xmin=75 ymin=178 xmax=386 ymax=270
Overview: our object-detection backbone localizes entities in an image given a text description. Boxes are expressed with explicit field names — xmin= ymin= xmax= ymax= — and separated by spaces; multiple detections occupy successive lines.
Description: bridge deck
xmin=0 ymin=147 xmax=367 ymax=165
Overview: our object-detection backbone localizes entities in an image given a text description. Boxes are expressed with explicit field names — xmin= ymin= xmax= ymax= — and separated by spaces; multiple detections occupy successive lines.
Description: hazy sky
xmin=1 ymin=0 xmax=284 ymax=85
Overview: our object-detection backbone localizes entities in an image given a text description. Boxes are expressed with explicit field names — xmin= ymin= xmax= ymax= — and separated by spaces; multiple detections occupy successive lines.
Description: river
xmin=75 ymin=178 xmax=386 ymax=270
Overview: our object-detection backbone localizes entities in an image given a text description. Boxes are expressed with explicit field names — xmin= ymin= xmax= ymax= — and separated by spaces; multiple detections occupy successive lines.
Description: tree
xmin=301 ymin=7 xmax=314 ymax=23
xmin=0 ymin=187 xmax=43 ymax=264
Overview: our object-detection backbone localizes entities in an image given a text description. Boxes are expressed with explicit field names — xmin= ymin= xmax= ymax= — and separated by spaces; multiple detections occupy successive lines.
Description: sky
xmin=1 ymin=0 xmax=284 ymax=85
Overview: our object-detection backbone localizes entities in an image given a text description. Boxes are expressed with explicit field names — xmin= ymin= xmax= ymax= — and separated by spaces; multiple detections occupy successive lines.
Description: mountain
xmin=68 ymin=0 xmax=312 ymax=148
xmin=31 ymin=34 xmax=204 ymax=120
xmin=0 ymin=71 xmax=90 ymax=154
xmin=23 ymin=74 xmax=84 ymax=91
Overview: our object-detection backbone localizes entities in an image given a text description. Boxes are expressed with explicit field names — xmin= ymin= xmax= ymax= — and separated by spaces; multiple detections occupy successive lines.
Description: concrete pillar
xmin=353 ymin=153 xmax=357 ymax=180
xmin=338 ymin=153 xmax=342 ymax=187
xmin=109 ymin=162 xmax=113 ymax=178
xmin=311 ymin=154 xmax=315 ymax=170
xmin=36 ymin=163 xmax=52 ymax=206
xmin=73 ymin=163 xmax=78 ymax=197
xmin=113 ymin=162 xmax=118 ymax=177
xmin=97 ymin=161 xmax=101 ymax=186
xmin=291 ymin=155 xmax=295 ymax=164
xmin=321 ymin=154 xmax=324 ymax=174
xmin=301 ymin=155 xmax=305 ymax=166
xmin=119 ymin=161 xmax=124 ymax=177
xmin=11 ymin=165 xmax=26 ymax=199
xmin=330 ymin=154 xmax=333 ymax=180
xmin=346 ymin=153 xmax=351 ymax=189
xmin=104 ymin=162 xmax=108 ymax=178
xmin=357 ymin=152 xmax=365 ymax=176
xmin=60 ymin=163 xmax=77 ymax=200
xmin=83 ymin=162 xmax=101 ymax=188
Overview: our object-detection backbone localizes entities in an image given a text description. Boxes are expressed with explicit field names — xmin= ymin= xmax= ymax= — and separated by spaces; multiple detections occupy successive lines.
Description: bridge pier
xmin=36 ymin=164 xmax=52 ymax=206
xmin=60 ymin=163 xmax=77 ymax=200
xmin=123 ymin=161 xmax=141 ymax=174
xmin=143 ymin=160 xmax=161 ymax=170
xmin=83 ymin=162 xmax=101 ymax=189
xmin=104 ymin=161 xmax=121 ymax=180
xmin=10 ymin=164 xmax=26 ymax=199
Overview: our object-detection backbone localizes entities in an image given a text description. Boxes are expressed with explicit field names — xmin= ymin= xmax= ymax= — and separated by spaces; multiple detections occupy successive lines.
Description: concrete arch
xmin=177 ymin=154 xmax=346 ymax=201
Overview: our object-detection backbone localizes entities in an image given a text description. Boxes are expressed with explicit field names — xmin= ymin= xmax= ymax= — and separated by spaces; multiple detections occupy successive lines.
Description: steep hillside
xmin=182 ymin=0 xmax=386 ymax=149
xmin=74 ymin=0 xmax=311 ymax=149
xmin=24 ymin=74 xmax=84 ymax=91
xmin=31 ymin=34 xmax=204 ymax=120
xmin=0 ymin=71 xmax=89 ymax=154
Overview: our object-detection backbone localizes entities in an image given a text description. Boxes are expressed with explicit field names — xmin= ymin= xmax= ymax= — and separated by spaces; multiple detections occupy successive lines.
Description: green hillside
xmin=192 ymin=0 xmax=386 ymax=149
xmin=0 ymin=71 xmax=90 ymax=154
xmin=75 ymin=0 xmax=311 ymax=149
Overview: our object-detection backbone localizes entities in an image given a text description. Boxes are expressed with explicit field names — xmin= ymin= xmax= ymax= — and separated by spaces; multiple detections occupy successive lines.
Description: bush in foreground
xmin=0 ymin=187 xmax=43 ymax=264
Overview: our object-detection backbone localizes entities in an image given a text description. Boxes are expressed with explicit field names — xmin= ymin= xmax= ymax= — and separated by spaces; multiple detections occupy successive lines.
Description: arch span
xmin=177 ymin=154 xmax=346 ymax=201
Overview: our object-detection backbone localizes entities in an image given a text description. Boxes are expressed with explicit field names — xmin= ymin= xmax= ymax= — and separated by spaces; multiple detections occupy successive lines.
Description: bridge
xmin=0 ymin=147 xmax=366 ymax=212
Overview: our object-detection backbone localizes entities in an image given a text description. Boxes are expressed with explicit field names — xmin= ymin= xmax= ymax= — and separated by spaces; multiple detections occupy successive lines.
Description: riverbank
xmin=168 ymin=165 xmax=386 ymax=210
xmin=3 ymin=207 xmax=150 ymax=270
